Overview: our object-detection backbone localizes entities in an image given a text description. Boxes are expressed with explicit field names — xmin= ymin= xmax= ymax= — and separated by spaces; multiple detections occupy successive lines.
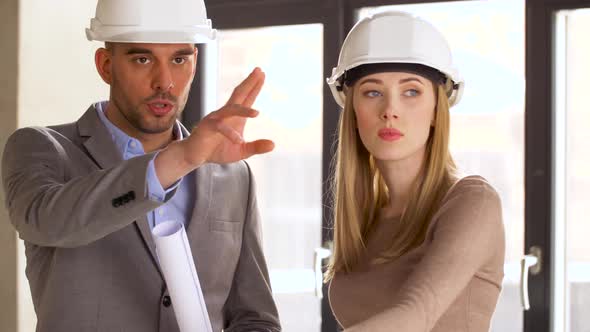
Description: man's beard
xmin=113 ymin=90 xmax=183 ymax=134
xmin=125 ymin=104 xmax=179 ymax=134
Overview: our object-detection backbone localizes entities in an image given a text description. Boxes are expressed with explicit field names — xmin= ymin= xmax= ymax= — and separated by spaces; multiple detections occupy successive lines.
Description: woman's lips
xmin=378 ymin=128 xmax=404 ymax=141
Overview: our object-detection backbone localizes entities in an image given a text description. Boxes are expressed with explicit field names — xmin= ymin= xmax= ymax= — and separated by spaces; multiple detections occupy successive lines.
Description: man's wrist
xmin=154 ymin=140 xmax=199 ymax=188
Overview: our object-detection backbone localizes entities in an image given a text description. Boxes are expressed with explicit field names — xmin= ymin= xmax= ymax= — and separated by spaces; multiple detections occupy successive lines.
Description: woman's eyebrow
xmin=358 ymin=78 xmax=383 ymax=86
xmin=399 ymin=77 xmax=424 ymax=85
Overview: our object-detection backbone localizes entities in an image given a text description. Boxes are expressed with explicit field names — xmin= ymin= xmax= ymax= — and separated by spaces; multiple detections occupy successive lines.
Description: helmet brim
xmin=86 ymin=27 xmax=217 ymax=44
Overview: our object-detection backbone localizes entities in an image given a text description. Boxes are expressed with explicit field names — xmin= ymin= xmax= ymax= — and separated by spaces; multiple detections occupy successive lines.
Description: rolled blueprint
xmin=152 ymin=220 xmax=213 ymax=332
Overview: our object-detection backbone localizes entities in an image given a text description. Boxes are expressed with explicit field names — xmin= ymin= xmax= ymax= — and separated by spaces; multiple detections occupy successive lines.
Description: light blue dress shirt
xmin=95 ymin=101 xmax=195 ymax=229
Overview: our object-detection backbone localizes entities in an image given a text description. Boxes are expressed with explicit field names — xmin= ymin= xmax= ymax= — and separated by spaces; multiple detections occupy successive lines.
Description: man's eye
xmin=135 ymin=57 xmax=150 ymax=64
xmin=173 ymin=57 xmax=187 ymax=64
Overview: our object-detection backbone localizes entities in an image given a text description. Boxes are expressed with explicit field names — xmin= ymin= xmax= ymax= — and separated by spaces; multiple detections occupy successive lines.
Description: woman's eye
xmin=173 ymin=57 xmax=187 ymax=65
xmin=364 ymin=90 xmax=382 ymax=98
xmin=403 ymin=89 xmax=420 ymax=97
xmin=135 ymin=57 xmax=150 ymax=64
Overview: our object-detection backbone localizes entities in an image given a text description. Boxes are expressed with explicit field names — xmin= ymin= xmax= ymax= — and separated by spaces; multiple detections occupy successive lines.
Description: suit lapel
xmin=76 ymin=105 xmax=160 ymax=273
xmin=77 ymin=106 xmax=122 ymax=170
xmin=186 ymin=165 xmax=212 ymax=231
xmin=177 ymin=122 xmax=208 ymax=234
xmin=135 ymin=215 xmax=160 ymax=273
xmin=185 ymin=164 xmax=212 ymax=274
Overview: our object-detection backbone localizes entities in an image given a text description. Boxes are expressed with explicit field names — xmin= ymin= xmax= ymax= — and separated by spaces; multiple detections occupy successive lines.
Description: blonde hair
xmin=325 ymin=84 xmax=457 ymax=281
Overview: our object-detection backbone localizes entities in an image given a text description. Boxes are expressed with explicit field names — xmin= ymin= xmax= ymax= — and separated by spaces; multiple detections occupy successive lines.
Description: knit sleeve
xmin=345 ymin=177 xmax=505 ymax=332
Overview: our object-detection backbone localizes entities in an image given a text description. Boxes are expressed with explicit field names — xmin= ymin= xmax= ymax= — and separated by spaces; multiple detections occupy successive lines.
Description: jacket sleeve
xmin=1 ymin=127 xmax=171 ymax=248
xmin=222 ymin=162 xmax=281 ymax=332
xmin=345 ymin=180 xmax=505 ymax=332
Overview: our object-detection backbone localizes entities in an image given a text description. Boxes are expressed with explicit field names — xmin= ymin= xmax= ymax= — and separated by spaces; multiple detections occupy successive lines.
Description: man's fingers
xmin=242 ymin=71 xmax=265 ymax=108
xmin=242 ymin=139 xmax=275 ymax=158
xmin=209 ymin=104 xmax=259 ymax=120
xmin=226 ymin=67 xmax=264 ymax=106
xmin=215 ymin=121 xmax=244 ymax=144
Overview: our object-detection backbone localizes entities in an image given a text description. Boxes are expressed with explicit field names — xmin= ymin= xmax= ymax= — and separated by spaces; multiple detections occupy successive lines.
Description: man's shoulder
xmin=47 ymin=121 xmax=78 ymax=137
xmin=17 ymin=103 xmax=98 ymax=142
xmin=8 ymin=121 xmax=78 ymax=146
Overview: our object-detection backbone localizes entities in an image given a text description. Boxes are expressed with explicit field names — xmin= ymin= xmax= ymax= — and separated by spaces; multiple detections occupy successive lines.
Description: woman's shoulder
xmin=444 ymin=175 xmax=500 ymax=203
xmin=432 ymin=175 xmax=502 ymax=225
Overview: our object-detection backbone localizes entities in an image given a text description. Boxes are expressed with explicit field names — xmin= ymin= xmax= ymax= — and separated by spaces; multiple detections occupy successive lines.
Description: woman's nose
xmin=381 ymin=100 xmax=399 ymax=120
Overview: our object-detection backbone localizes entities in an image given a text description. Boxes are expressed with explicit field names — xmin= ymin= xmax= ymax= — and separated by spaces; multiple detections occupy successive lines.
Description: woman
xmin=325 ymin=11 xmax=505 ymax=332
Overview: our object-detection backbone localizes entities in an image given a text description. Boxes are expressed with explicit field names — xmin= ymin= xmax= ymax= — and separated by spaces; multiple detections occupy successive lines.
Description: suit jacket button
xmin=162 ymin=295 xmax=171 ymax=307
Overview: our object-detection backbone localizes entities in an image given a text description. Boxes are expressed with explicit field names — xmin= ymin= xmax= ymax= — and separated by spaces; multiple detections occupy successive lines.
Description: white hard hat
xmin=327 ymin=11 xmax=464 ymax=108
xmin=86 ymin=0 xmax=217 ymax=44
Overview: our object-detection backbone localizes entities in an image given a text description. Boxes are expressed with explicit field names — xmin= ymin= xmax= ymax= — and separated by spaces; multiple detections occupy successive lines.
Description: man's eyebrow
xmin=125 ymin=48 xmax=153 ymax=55
xmin=173 ymin=48 xmax=196 ymax=56
xmin=123 ymin=48 xmax=195 ymax=56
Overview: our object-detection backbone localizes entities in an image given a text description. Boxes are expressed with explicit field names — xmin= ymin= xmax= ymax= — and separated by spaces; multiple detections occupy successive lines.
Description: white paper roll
xmin=152 ymin=220 xmax=213 ymax=332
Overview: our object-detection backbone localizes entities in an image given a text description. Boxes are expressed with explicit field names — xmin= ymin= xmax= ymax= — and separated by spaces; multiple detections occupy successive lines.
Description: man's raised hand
xmin=182 ymin=67 xmax=275 ymax=167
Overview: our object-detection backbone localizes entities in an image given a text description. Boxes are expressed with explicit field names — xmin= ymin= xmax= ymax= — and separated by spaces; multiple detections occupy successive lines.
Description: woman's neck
xmin=376 ymin=150 xmax=425 ymax=218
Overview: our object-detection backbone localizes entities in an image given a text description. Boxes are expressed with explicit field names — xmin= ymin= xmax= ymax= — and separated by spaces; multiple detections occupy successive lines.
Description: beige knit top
xmin=329 ymin=176 xmax=505 ymax=332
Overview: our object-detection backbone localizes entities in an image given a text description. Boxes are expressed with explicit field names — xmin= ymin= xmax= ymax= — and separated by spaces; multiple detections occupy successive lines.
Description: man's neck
xmin=104 ymin=103 xmax=174 ymax=153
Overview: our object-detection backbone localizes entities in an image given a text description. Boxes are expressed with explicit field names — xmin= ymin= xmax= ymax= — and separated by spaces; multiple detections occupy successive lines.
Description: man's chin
xmin=137 ymin=119 xmax=177 ymax=134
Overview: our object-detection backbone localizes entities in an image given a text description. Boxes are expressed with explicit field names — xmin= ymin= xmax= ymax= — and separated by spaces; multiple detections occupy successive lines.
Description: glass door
xmin=553 ymin=9 xmax=590 ymax=332
xmin=203 ymin=24 xmax=325 ymax=332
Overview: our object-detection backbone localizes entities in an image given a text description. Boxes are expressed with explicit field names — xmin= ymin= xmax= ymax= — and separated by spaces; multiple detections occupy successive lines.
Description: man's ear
xmin=95 ymin=47 xmax=113 ymax=85
xmin=192 ymin=46 xmax=199 ymax=77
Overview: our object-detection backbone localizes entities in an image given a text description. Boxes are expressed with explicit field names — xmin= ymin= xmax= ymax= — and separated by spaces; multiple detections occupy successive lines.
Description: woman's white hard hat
xmin=86 ymin=0 xmax=217 ymax=44
xmin=327 ymin=11 xmax=464 ymax=108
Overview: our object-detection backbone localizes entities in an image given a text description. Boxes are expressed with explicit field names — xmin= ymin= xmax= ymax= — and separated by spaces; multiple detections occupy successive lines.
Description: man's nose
xmin=151 ymin=63 xmax=174 ymax=92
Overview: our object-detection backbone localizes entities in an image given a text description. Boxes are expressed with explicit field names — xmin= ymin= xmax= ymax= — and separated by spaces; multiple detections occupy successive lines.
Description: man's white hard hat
xmin=86 ymin=0 xmax=217 ymax=44
xmin=327 ymin=11 xmax=464 ymax=108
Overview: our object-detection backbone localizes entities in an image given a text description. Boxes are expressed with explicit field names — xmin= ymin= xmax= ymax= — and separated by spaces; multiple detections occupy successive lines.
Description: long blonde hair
xmin=325 ymin=83 xmax=456 ymax=281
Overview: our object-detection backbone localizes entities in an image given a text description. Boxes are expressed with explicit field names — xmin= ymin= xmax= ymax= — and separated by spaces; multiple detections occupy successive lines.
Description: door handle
xmin=520 ymin=245 xmax=542 ymax=310
xmin=314 ymin=247 xmax=332 ymax=299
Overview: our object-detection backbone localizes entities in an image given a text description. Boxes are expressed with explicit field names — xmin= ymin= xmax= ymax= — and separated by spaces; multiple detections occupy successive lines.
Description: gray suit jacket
xmin=1 ymin=106 xmax=281 ymax=332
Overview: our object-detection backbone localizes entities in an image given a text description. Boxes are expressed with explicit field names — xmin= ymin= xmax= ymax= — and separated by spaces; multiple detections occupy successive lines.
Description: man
xmin=1 ymin=0 xmax=280 ymax=331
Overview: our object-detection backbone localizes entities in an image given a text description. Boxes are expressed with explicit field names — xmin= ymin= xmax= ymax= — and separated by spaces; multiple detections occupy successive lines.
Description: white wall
xmin=19 ymin=0 xmax=108 ymax=128
xmin=1 ymin=1 xmax=110 ymax=332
